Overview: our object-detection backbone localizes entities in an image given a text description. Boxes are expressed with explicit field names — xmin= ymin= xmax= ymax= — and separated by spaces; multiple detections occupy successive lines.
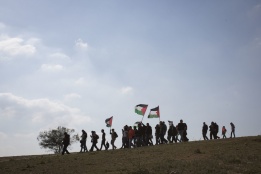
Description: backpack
xmin=115 ymin=132 xmax=118 ymax=138
xmin=106 ymin=142 xmax=110 ymax=149
xmin=96 ymin=134 xmax=99 ymax=139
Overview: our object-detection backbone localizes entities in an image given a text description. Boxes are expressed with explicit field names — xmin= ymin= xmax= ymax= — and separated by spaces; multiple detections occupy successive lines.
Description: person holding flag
xmin=110 ymin=129 xmax=118 ymax=150
xmin=105 ymin=116 xmax=118 ymax=150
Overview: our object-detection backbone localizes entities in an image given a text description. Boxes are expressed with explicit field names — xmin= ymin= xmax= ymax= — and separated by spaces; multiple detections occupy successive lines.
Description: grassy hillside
xmin=0 ymin=136 xmax=260 ymax=174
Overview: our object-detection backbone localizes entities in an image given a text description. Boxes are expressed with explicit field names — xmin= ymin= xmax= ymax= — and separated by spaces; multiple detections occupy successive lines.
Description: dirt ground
xmin=0 ymin=136 xmax=260 ymax=174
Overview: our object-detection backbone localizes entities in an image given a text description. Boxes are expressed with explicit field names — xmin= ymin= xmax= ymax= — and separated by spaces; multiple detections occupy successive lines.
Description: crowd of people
xmin=61 ymin=120 xmax=236 ymax=155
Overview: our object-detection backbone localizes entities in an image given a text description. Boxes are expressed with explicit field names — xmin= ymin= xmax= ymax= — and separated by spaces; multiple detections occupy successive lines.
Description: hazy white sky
xmin=0 ymin=0 xmax=261 ymax=157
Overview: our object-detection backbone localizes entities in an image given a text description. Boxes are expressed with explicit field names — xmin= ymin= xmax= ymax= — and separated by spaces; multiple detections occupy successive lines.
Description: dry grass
xmin=0 ymin=136 xmax=260 ymax=174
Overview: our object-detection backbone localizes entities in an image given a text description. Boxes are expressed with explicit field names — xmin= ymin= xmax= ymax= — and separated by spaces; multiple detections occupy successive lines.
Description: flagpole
xmin=158 ymin=106 xmax=160 ymax=123
xmin=111 ymin=116 xmax=113 ymax=130
xmin=141 ymin=115 xmax=144 ymax=123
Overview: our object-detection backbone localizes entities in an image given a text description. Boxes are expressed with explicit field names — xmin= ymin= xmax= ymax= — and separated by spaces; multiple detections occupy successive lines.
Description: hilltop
xmin=0 ymin=136 xmax=260 ymax=174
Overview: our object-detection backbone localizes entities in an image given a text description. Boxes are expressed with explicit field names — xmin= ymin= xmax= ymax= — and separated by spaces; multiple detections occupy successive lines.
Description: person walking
xmin=202 ymin=122 xmax=209 ymax=140
xmin=145 ymin=123 xmax=153 ymax=146
xmin=110 ymin=129 xmax=118 ymax=150
xmin=214 ymin=122 xmax=220 ymax=139
xmin=167 ymin=124 xmax=176 ymax=143
xmin=177 ymin=120 xmax=185 ymax=142
xmin=62 ymin=132 xmax=70 ymax=155
xmin=100 ymin=129 xmax=106 ymax=150
xmin=121 ymin=126 xmax=128 ymax=148
xmin=128 ymin=126 xmax=135 ymax=148
xmin=155 ymin=124 xmax=160 ymax=145
xmin=159 ymin=121 xmax=168 ymax=144
xmin=89 ymin=131 xmax=100 ymax=151
xmin=222 ymin=126 xmax=227 ymax=139
xmin=80 ymin=130 xmax=87 ymax=152
xmin=209 ymin=122 xmax=215 ymax=140
xmin=230 ymin=122 xmax=236 ymax=138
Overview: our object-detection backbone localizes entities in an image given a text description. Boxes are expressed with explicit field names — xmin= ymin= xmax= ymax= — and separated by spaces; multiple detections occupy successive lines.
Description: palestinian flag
xmin=105 ymin=116 xmax=113 ymax=127
xmin=135 ymin=104 xmax=148 ymax=116
xmin=148 ymin=106 xmax=160 ymax=118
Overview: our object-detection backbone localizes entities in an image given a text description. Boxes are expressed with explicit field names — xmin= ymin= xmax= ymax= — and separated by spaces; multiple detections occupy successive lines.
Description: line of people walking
xmin=76 ymin=119 xmax=190 ymax=153
xmin=202 ymin=122 xmax=236 ymax=140
xmin=62 ymin=120 xmax=236 ymax=154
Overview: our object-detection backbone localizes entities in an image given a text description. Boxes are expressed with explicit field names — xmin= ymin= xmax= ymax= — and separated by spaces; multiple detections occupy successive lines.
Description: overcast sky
xmin=0 ymin=0 xmax=261 ymax=157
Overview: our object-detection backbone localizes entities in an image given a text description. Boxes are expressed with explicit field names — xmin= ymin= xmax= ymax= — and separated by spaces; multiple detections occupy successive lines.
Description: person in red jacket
xmin=128 ymin=126 xmax=135 ymax=148
xmin=222 ymin=126 xmax=227 ymax=139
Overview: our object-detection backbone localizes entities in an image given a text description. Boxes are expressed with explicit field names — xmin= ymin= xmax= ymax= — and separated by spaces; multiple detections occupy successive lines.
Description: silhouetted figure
xmin=136 ymin=123 xmax=143 ymax=147
xmin=90 ymin=131 xmax=100 ymax=151
xmin=62 ymin=132 xmax=70 ymax=155
xmin=128 ymin=126 xmax=135 ymax=148
xmin=133 ymin=126 xmax=138 ymax=147
xmin=202 ymin=122 xmax=209 ymax=140
xmin=155 ymin=124 xmax=160 ymax=145
xmin=145 ymin=123 xmax=153 ymax=145
xmin=222 ymin=126 xmax=227 ymax=139
xmin=160 ymin=121 xmax=168 ymax=144
xmin=121 ymin=125 xmax=128 ymax=148
xmin=177 ymin=120 xmax=186 ymax=142
xmin=214 ymin=122 xmax=220 ymax=139
xmin=100 ymin=129 xmax=106 ymax=150
xmin=110 ymin=129 xmax=118 ymax=150
xmin=209 ymin=122 xmax=215 ymax=139
xmin=230 ymin=122 xmax=235 ymax=138
xmin=167 ymin=123 xmax=177 ymax=143
xmin=183 ymin=122 xmax=189 ymax=142
xmin=80 ymin=130 xmax=87 ymax=152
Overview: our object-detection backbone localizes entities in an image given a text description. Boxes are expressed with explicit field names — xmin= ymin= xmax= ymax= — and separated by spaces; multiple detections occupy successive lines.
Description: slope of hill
xmin=0 ymin=136 xmax=260 ymax=174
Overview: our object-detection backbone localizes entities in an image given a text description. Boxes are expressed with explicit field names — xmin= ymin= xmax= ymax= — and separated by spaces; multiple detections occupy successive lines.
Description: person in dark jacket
xmin=136 ymin=123 xmax=143 ymax=147
xmin=90 ymin=131 xmax=100 ymax=151
xmin=100 ymin=129 xmax=106 ymax=150
xmin=177 ymin=120 xmax=185 ymax=142
xmin=110 ymin=129 xmax=118 ymax=150
xmin=80 ymin=130 xmax=88 ymax=152
xmin=182 ymin=122 xmax=189 ymax=142
xmin=62 ymin=132 xmax=70 ymax=155
xmin=145 ymin=123 xmax=153 ymax=146
xmin=160 ymin=121 xmax=168 ymax=144
xmin=214 ymin=122 xmax=220 ymax=139
xmin=202 ymin=122 xmax=209 ymax=140
xmin=209 ymin=122 xmax=215 ymax=139
xmin=155 ymin=124 xmax=160 ymax=145
xmin=167 ymin=124 xmax=174 ymax=143
xmin=230 ymin=122 xmax=236 ymax=138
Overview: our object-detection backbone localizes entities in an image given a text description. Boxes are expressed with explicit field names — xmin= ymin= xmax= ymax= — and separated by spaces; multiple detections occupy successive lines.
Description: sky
xmin=0 ymin=0 xmax=261 ymax=157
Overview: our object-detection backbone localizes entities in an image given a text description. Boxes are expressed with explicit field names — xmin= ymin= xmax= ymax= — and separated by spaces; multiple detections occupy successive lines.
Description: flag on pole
xmin=148 ymin=106 xmax=160 ymax=118
xmin=105 ymin=116 xmax=113 ymax=127
xmin=168 ymin=120 xmax=173 ymax=126
xmin=135 ymin=104 xmax=148 ymax=116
